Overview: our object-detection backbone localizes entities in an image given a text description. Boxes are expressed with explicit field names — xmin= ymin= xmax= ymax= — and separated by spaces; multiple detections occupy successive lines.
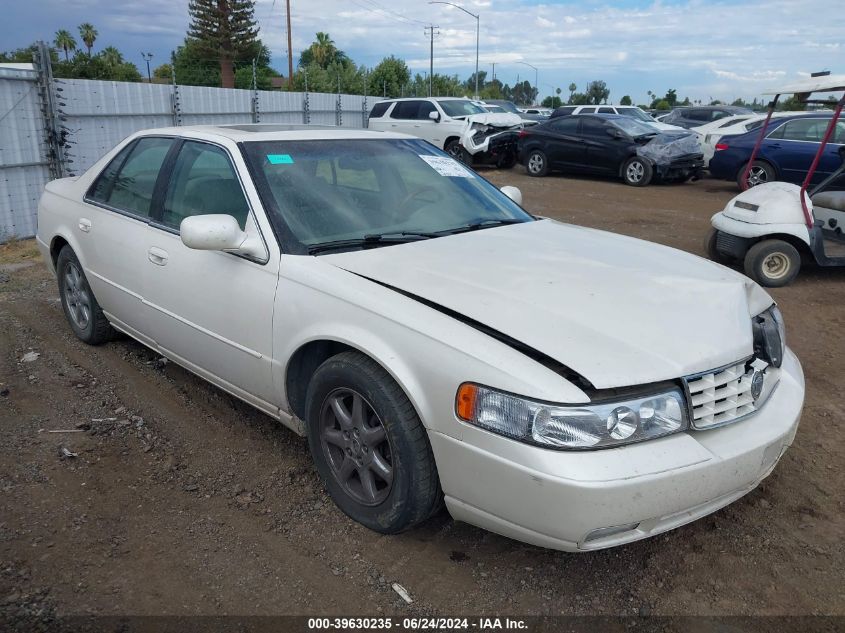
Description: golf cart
xmin=707 ymin=74 xmax=845 ymax=287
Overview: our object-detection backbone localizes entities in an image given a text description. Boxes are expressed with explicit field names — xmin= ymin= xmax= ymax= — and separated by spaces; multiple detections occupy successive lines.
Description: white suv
xmin=368 ymin=97 xmax=487 ymax=157
xmin=552 ymin=105 xmax=684 ymax=131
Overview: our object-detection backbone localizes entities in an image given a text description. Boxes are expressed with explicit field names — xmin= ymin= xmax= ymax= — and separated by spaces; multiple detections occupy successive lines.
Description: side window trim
xmin=148 ymin=138 xmax=185 ymax=224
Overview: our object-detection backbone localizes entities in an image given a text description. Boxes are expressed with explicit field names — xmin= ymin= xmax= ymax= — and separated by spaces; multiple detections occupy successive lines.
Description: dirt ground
xmin=0 ymin=169 xmax=843 ymax=624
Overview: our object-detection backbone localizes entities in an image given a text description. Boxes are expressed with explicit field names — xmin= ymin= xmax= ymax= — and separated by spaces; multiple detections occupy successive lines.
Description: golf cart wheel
xmin=743 ymin=239 xmax=801 ymax=287
xmin=526 ymin=150 xmax=548 ymax=177
xmin=705 ymin=229 xmax=734 ymax=265
xmin=622 ymin=157 xmax=653 ymax=187
xmin=738 ymin=160 xmax=775 ymax=190
xmin=304 ymin=351 xmax=441 ymax=534
xmin=445 ymin=139 xmax=470 ymax=165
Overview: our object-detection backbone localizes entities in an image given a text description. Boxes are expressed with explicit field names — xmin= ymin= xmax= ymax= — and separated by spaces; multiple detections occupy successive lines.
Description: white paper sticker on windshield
xmin=418 ymin=154 xmax=474 ymax=178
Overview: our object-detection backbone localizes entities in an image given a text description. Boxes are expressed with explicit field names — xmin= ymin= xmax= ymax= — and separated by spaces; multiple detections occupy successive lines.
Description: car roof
xmin=131 ymin=124 xmax=415 ymax=142
xmin=377 ymin=96 xmax=470 ymax=103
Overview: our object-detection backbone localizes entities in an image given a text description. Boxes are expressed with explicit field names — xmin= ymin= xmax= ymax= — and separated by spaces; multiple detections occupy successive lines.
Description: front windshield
xmin=437 ymin=100 xmax=486 ymax=117
xmin=610 ymin=117 xmax=658 ymax=137
xmin=243 ymin=139 xmax=533 ymax=254
xmin=618 ymin=108 xmax=654 ymax=122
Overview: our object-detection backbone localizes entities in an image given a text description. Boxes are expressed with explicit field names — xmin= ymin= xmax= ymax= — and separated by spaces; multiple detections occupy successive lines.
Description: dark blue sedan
xmin=709 ymin=113 xmax=845 ymax=189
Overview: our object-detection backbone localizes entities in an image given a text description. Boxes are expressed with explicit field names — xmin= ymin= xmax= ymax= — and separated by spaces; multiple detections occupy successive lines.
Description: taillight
xmin=518 ymin=130 xmax=529 ymax=138
xmin=715 ymin=142 xmax=729 ymax=151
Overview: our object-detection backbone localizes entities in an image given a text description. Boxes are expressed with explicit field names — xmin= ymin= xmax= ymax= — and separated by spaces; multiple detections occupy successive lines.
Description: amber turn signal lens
xmin=456 ymin=383 xmax=478 ymax=421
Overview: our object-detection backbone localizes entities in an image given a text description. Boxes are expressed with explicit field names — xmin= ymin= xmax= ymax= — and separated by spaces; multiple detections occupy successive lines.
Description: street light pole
xmin=517 ymin=61 xmax=538 ymax=105
xmin=429 ymin=1 xmax=480 ymax=98
xmin=141 ymin=52 xmax=153 ymax=82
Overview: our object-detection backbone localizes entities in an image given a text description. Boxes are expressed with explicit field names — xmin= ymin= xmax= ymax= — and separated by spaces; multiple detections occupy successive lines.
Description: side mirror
xmin=428 ymin=110 xmax=441 ymax=122
xmin=500 ymin=186 xmax=523 ymax=206
xmin=180 ymin=214 xmax=265 ymax=259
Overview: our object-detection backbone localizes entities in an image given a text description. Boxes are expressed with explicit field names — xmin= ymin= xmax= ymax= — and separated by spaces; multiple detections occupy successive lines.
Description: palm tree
xmin=312 ymin=32 xmax=338 ymax=68
xmin=53 ymin=30 xmax=77 ymax=62
xmin=100 ymin=46 xmax=123 ymax=67
xmin=78 ymin=23 xmax=98 ymax=56
xmin=568 ymin=82 xmax=576 ymax=99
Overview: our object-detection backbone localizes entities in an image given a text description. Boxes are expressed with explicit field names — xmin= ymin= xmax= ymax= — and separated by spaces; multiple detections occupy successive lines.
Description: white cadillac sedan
xmin=36 ymin=125 xmax=804 ymax=551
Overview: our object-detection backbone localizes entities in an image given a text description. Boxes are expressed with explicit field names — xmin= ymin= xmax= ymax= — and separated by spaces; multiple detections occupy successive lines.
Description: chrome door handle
xmin=148 ymin=247 xmax=168 ymax=266
xmin=78 ymin=218 xmax=92 ymax=233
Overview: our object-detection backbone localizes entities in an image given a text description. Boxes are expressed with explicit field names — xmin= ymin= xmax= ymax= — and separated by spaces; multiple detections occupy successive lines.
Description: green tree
xmin=619 ymin=95 xmax=632 ymax=106
xmin=78 ymin=23 xmax=98 ymax=56
xmin=53 ymin=30 xmax=77 ymax=62
xmin=664 ymin=88 xmax=677 ymax=106
xmin=299 ymin=32 xmax=350 ymax=70
xmin=568 ymin=82 xmax=576 ymax=99
xmin=188 ymin=0 xmax=260 ymax=88
xmin=153 ymin=63 xmax=173 ymax=81
xmin=780 ymin=95 xmax=806 ymax=111
xmin=234 ymin=64 xmax=280 ymax=90
xmin=568 ymin=92 xmax=592 ymax=105
xmin=541 ymin=96 xmax=562 ymax=108
xmin=654 ymin=99 xmax=671 ymax=110
xmin=369 ymin=55 xmax=410 ymax=98
xmin=100 ymin=46 xmax=123 ymax=67
xmin=586 ymin=80 xmax=609 ymax=105
xmin=0 ymin=43 xmax=57 ymax=63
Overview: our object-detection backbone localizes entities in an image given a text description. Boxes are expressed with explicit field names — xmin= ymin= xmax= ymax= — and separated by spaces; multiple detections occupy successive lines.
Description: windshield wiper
xmin=307 ymin=231 xmax=437 ymax=255
xmin=445 ymin=218 xmax=528 ymax=235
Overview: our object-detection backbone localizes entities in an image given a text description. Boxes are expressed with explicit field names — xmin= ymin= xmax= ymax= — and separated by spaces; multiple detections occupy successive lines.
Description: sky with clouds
xmin=4 ymin=0 xmax=843 ymax=104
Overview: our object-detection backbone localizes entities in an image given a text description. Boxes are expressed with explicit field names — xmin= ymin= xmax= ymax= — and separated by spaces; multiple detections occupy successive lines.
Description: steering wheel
xmin=396 ymin=185 xmax=443 ymax=217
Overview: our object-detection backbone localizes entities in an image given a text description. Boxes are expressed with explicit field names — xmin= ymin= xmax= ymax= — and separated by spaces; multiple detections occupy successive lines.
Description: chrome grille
xmin=684 ymin=361 xmax=756 ymax=429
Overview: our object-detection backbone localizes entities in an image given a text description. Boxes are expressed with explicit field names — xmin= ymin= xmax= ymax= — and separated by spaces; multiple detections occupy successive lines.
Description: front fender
xmin=711 ymin=212 xmax=811 ymax=246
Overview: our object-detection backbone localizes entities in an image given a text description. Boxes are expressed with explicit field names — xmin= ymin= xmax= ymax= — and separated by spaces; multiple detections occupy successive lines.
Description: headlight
xmin=752 ymin=304 xmax=785 ymax=367
xmin=456 ymin=384 xmax=688 ymax=450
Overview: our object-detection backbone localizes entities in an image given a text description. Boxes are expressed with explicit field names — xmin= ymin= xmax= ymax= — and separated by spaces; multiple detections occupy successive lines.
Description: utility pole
xmin=424 ymin=25 xmax=439 ymax=97
xmin=430 ymin=2 xmax=480 ymax=98
xmin=141 ymin=52 xmax=153 ymax=82
xmin=285 ymin=0 xmax=294 ymax=89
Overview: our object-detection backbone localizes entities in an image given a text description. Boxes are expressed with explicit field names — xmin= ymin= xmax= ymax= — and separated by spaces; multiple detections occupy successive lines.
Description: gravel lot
xmin=1 ymin=169 xmax=843 ymax=623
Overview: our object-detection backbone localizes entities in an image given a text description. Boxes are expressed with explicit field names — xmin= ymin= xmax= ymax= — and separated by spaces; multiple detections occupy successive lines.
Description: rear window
xmin=369 ymin=101 xmax=390 ymax=118
xmin=579 ymin=107 xmax=597 ymax=114
xmin=552 ymin=106 xmax=576 ymax=117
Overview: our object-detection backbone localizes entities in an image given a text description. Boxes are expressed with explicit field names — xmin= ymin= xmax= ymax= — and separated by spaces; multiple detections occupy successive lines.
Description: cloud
xmin=3 ymin=0 xmax=843 ymax=103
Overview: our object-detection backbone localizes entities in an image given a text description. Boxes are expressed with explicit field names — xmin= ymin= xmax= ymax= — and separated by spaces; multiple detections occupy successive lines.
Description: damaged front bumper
xmin=460 ymin=113 xmax=524 ymax=168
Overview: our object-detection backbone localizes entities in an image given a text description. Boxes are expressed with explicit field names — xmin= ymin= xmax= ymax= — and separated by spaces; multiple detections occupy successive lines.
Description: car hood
xmin=323 ymin=220 xmax=771 ymax=389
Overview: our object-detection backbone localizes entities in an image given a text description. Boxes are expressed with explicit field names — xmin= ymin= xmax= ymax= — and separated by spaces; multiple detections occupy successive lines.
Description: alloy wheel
xmin=626 ymin=160 xmax=645 ymax=183
xmin=528 ymin=153 xmax=544 ymax=174
xmin=63 ymin=261 xmax=91 ymax=330
xmin=747 ymin=165 xmax=770 ymax=187
xmin=319 ymin=388 xmax=394 ymax=506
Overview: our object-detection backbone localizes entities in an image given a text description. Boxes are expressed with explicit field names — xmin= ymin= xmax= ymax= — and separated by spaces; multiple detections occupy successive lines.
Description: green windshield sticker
xmin=267 ymin=154 xmax=294 ymax=164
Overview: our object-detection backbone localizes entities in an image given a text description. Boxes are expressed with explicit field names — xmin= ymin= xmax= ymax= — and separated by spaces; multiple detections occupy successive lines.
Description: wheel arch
xmin=49 ymin=235 xmax=70 ymax=269
xmin=443 ymin=135 xmax=461 ymax=151
xmin=283 ymin=335 xmax=427 ymax=431
xmin=753 ymin=232 xmax=814 ymax=262
xmin=737 ymin=157 xmax=779 ymax=182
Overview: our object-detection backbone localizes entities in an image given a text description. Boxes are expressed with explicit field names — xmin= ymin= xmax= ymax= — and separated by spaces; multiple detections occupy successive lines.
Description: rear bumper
xmin=431 ymin=349 xmax=803 ymax=552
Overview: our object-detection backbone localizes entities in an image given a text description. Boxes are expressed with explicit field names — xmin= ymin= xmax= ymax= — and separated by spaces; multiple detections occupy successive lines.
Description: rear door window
xmin=390 ymin=101 xmax=424 ymax=119
xmin=580 ymin=117 xmax=607 ymax=136
xmin=88 ymin=137 xmax=173 ymax=218
xmin=770 ymin=119 xmax=829 ymax=142
xmin=579 ymin=107 xmax=597 ymax=114
xmin=550 ymin=117 xmax=580 ymax=135
xmin=598 ymin=107 xmax=615 ymax=114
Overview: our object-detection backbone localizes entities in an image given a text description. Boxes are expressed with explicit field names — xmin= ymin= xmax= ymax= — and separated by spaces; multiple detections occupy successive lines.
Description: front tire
xmin=56 ymin=246 xmax=115 ymax=345
xmin=525 ymin=149 xmax=548 ymax=177
xmin=737 ymin=160 xmax=775 ymax=190
xmin=445 ymin=139 xmax=470 ymax=165
xmin=743 ymin=239 xmax=801 ymax=287
xmin=622 ymin=156 xmax=653 ymax=186
xmin=305 ymin=351 xmax=441 ymax=534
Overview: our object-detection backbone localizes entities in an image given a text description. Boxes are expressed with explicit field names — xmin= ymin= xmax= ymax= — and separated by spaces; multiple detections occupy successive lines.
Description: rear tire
xmin=737 ymin=160 xmax=775 ymax=190
xmin=56 ymin=246 xmax=115 ymax=345
xmin=743 ymin=239 xmax=801 ymax=287
xmin=525 ymin=149 xmax=548 ymax=177
xmin=622 ymin=156 xmax=653 ymax=186
xmin=305 ymin=351 xmax=441 ymax=534
xmin=496 ymin=152 xmax=517 ymax=169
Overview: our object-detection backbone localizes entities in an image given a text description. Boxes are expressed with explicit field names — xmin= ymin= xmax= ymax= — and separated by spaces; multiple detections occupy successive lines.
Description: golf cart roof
xmin=763 ymin=74 xmax=845 ymax=95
